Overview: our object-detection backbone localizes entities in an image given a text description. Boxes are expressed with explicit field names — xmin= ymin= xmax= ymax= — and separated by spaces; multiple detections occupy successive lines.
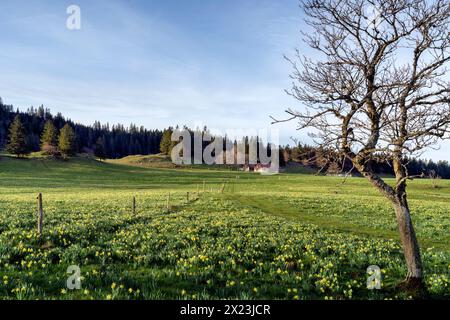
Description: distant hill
xmin=108 ymin=154 xmax=177 ymax=168
xmin=107 ymin=154 xmax=245 ymax=172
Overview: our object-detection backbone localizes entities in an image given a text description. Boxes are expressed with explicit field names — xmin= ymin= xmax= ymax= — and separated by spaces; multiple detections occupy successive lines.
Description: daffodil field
xmin=0 ymin=157 xmax=448 ymax=299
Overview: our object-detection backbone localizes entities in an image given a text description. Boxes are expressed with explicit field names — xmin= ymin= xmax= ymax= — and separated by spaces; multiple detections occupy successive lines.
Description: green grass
xmin=0 ymin=155 xmax=448 ymax=300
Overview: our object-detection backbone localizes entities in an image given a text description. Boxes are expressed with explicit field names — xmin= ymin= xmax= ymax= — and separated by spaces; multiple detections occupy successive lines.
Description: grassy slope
xmin=0 ymin=156 xmax=449 ymax=299
xmin=107 ymin=154 xmax=243 ymax=171
xmin=1 ymin=155 xmax=449 ymax=250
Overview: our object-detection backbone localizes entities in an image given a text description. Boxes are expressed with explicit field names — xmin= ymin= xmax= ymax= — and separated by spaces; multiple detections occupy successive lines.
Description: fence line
xmin=32 ymin=179 xmax=239 ymax=235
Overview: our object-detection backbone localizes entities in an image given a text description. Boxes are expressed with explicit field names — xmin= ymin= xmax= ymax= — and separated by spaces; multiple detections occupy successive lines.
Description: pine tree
xmin=40 ymin=120 xmax=58 ymax=155
xmin=159 ymin=128 xmax=174 ymax=155
xmin=94 ymin=137 xmax=106 ymax=161
xmin=58 ymin=124 xmax=76 ymax=158
xmin=6 ymin=115 xmax=29 ymax=157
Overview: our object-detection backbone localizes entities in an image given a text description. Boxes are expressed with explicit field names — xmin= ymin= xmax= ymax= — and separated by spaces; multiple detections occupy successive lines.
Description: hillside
xmin=107 ymin=154 xmax=178 ymax=169
xmin=108 ymin=153 xmax=250 ymax=172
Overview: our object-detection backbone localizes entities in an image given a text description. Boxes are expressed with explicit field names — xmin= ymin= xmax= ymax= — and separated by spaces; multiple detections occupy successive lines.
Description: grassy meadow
xmin=0 ymin=155 xmax=448 ymax=300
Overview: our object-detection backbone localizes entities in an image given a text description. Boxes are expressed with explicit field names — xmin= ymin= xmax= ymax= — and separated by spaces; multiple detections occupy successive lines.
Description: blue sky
xmin=0 ymin=0 xmax=448 ymax=160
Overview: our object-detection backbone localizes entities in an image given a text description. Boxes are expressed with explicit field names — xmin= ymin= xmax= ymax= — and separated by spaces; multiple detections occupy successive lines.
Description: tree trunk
xmin=391 ymin=157 xmax=424 ymax=291
xmin=392 ymin=197 xmax=423 ymax=290
xmin=354 ymin=161 xmax=424 ymax=292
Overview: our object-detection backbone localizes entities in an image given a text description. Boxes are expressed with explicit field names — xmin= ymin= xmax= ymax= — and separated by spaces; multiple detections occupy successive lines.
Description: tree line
xmin=158 ymin=126 xmax=277 ymax=165
xmin=279 ymin=143 xmax=450 ymax=179
xmin=2 ymin=97 xmax=449 ymax=179
xmin=0 ymin=98 xmax=163 ymax=159
xmin=1 ymin=98 xmax=273 ymax=162
xmin=5 ymin=115 xmax=76 ymax=159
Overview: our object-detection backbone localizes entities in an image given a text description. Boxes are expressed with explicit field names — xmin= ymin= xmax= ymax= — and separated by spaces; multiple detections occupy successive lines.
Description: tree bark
xmin=391 ymin=157 xmax=424 ymax=290
xmin=392 ymin=197 xmax=423 ymax=288
xmin=354 ymin=160 xmax=424 ymax=291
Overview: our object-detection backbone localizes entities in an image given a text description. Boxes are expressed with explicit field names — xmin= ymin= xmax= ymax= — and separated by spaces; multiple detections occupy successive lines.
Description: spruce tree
xmin=58 ymin=124 xmax=76 ymax=158
xmin=6 ymin=115 xmax=29 ymax=157
xmin=40 ymin=120 xmax=58 ymax=155
xmin=94 ymin=137 xmax=106 ymax=161
xmin=159 ymin=128 xmax=174 ymax=155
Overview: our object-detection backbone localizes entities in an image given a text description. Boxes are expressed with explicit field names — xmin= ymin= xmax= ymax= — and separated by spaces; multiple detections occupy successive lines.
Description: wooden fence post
xmin=203 ymin=180 xmax=205 ymax=193
xmin=166 ymin=192 xmax=171 ymax=211
xmin=187 ymin=192 xmax=190 ymax=202
xmin=132 ymin=196 xmax=136 ymax=214
xmin=37 ymin=193 xmax=44 ymax=236
xmin=219 ymin=180 xmax=228 ymax=194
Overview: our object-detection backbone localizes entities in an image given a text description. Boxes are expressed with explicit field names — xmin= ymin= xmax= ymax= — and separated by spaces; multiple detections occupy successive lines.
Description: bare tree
xmin=274 ymin=0 xmax=450 ymax=291
xmin=428 ymin=169 xmax=441 ymax=188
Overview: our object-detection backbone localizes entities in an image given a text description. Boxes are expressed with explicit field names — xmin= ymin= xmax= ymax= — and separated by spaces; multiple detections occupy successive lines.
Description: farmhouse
xmin=242 ymin=163 xmax=281 ymax=174
xmin=242 ymin=164 xmax=268 ymax=172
